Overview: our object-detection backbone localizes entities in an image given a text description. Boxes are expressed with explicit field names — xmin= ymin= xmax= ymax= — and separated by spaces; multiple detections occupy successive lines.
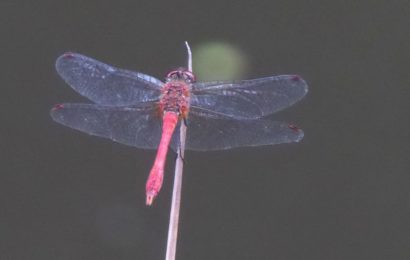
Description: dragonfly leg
xmin=172 ymin=148 xmax=186 ymax=163
xmin=178 ymin=146 xmax=186 ymax=162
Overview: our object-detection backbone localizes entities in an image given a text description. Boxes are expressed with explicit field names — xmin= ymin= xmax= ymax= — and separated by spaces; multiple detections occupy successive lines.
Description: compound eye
xmin=166 ymin=70 xmax=179 ymax=81
xmin=183 ymin=71 xmax=196 ymax=83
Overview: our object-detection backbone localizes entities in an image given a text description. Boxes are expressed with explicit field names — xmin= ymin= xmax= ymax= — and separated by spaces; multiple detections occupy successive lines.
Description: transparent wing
xmin=56 ymin=53 xmax=163 ymax=106
xmin=191 ymin=75 xmax=308 ymax=119
xmin=171 ymin=107 xmax=304 ymax=151
xmin=50 ymin=103 xmax=162 ymax=149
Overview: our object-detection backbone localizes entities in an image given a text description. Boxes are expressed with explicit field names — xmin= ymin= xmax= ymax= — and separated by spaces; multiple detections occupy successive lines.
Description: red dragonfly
xmin=51 ymin=52 xmax=308 ymax=205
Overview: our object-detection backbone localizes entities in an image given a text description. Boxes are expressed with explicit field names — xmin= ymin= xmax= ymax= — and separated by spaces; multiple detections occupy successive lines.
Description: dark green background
xmin=1 ymin=0 xmax=408 ymax=259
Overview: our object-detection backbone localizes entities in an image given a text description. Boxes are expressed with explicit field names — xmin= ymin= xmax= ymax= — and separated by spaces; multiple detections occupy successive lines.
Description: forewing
xmin=56 ymin=53 xmax=163 ymax=106
xmin=191 ymin=75 xmax=308 ymax=119
xmin=171 ymin=107 xmax=304 ymax=151
xmin=50 ymin=103 xmax=162 ymax=149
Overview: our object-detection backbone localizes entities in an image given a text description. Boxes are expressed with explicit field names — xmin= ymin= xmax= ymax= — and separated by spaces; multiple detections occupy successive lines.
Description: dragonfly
xmin=50 ymin=52 xmax=308 ymax=205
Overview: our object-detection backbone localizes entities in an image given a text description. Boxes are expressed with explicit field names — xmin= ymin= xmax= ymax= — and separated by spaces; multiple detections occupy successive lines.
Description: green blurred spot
xmin=193 ymin=42 xmax=248 ymax=81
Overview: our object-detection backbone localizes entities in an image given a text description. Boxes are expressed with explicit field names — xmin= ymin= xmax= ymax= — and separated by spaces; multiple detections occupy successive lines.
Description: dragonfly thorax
xmin=159 ymin=80 xmax=191 ymax=118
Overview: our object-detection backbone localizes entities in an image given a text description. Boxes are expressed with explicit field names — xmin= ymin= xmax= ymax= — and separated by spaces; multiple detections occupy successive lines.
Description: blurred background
xmin=1 ymin=0 xmax=408 ymax=259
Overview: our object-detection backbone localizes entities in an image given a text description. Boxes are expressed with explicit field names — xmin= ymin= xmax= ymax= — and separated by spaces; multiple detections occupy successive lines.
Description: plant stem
xmin=165 ymin=41 xmax=192 ymax=260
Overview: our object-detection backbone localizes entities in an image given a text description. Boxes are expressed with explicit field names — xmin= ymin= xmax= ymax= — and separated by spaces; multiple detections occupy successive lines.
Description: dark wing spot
xmin=288 ymin=123 xmax=301 ymax=132
xmin=52 ymin=104 xmax=64 ymax=110
xmin=62 ymin=52 xmax=75 ymax=58
xmin=291 ymin=75 xmax=301 ymax=82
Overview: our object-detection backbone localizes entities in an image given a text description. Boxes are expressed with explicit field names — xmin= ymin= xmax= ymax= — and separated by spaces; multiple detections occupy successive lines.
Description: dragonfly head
xmin=166 ymin=68 xmax=196 ymax=83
